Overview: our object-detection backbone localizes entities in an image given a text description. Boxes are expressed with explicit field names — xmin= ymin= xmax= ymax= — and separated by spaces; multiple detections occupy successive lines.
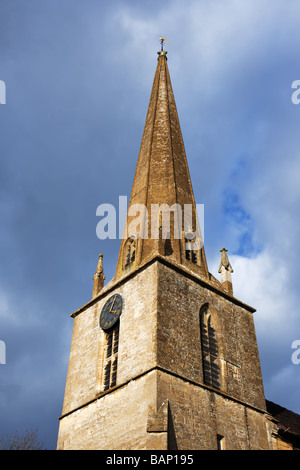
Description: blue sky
xmin=1 ymin=0 xmax=300 ymax=449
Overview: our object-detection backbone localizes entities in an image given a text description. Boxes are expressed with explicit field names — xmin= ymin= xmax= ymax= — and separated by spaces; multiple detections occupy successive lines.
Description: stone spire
xmin=114 ymin=47 xmax=209 ymax=281
xmin=218 ymin=248 xmax=234 ymax=295
xmin=92 ymin=254 xmax=105 ymax=298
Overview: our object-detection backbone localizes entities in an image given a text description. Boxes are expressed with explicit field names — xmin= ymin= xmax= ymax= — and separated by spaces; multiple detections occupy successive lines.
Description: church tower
xmin=57 ymin=45 xmax=276 ymax=450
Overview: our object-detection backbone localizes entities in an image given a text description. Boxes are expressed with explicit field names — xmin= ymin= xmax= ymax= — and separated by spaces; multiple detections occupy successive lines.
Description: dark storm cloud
xmin=1 ymin=0 xmax=300 ymax=449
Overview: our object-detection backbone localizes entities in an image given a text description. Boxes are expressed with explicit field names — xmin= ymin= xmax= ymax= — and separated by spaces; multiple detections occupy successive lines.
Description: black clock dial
xmin=99 ymin=294 xmax=123 ymax=330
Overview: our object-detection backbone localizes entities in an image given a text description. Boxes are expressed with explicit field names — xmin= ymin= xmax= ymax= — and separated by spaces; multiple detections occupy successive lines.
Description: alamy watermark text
xmin=0 ymin=80 xmax=6 ymax=104
xmin=95 ymin=196 xmax=204 ymax=249
xmin=0 ymin=340 xmax=6 ymax=364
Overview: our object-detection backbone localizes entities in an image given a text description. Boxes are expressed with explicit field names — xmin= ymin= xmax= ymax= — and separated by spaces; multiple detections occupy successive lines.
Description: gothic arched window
xmin=200 ymin=305 xmax=221 ymax=390
xmin=103 ymin=322 xmax=119 ymax=391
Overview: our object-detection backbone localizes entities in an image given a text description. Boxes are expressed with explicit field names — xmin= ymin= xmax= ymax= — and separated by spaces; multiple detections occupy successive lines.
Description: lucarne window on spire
xmin=185 ymin=232 xmax=198 ymax=264
xmin=124 ymin=237 xmax=136 ymax=269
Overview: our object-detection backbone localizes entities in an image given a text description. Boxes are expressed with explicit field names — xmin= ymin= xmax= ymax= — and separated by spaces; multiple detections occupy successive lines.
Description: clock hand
xmin=109 ymin=298 xmax=115 ymax=313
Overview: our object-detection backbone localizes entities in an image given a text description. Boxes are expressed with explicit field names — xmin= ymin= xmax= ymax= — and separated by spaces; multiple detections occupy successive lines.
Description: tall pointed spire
xmin=115 ymin=46 xmax=209 ymax=281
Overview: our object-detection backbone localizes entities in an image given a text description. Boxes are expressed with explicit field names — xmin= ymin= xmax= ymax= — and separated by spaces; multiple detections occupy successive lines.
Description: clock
xmin=99 ymin=294 xmax=123 ymax=330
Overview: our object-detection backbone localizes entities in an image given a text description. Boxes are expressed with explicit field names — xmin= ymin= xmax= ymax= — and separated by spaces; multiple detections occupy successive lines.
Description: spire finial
xmin=160 ymin=36 xmax=168 ymax=51
xmin=218 ymin=248 xmax=234 ymax=295
xmin=158 ymin=37 xmax=168 ymax=59
xmin=92 ymin=253 xmax=105 ymax=298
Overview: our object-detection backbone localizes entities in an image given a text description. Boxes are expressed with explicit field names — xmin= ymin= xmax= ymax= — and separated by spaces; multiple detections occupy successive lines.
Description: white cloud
xmin=210 ymin=249 xmax=299 ymax=410
xmin=211 ymin=250 xmax=290 ymax=331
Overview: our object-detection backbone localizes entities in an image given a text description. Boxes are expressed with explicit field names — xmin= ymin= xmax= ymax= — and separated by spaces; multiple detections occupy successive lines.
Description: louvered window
xmin=103 ymin=322 xmax=119 ymax=391
xmin=200 ymin=306 xmax=220 ymax=390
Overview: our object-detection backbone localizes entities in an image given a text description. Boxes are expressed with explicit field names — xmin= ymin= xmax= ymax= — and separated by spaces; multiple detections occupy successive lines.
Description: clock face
xmin=99 ymin=294 xmax=123 ymax=330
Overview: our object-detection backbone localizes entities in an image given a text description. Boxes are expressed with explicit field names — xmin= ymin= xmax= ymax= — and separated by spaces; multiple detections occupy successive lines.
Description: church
xmin=56 ymin=42 xmax=300 ymax=450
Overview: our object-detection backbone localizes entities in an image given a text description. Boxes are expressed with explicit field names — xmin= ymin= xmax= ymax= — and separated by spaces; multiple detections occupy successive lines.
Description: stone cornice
xmin=70 ymin=254 xmax=256 ymax=318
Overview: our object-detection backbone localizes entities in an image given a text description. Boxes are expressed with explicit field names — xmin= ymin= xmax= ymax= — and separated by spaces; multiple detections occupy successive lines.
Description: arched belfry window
xmin=103 ymin=322 xmax=119 ymax=391
xmin=200 ymin=305 xmax=221 ymax=390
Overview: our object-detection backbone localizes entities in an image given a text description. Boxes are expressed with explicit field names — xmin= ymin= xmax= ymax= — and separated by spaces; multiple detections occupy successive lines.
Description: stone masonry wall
xmin=157 ymin=369 xmax=271 ymax=450
xmin=59 ymin=262 xmax=158 ymax=418
xmin=57 ymin=370 xmax=160 ymax=450
xmin=57 ymin=258 xmax=270 ymax=449
xmin=156 ymin=261 xmax=266 ymax=411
